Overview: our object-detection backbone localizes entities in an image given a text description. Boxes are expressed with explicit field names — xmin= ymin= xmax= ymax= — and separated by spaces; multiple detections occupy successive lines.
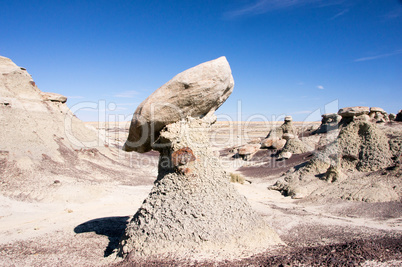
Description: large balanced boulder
xmin=123 ymin=57 xmax=234 ymax=153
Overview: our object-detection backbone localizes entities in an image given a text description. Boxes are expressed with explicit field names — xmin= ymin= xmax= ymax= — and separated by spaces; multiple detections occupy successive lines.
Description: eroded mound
xmin=117 ymin=117 xmax=283 ymax=260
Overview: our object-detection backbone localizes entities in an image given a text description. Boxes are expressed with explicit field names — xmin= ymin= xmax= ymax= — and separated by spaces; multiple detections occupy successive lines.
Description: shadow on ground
xmin=74 ymin=216 xmax=130 ymax=257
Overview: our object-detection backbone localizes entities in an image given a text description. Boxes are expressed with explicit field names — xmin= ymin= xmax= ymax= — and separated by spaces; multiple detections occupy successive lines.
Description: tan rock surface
xmin=123 ymin=56 xmax=234 ymax=153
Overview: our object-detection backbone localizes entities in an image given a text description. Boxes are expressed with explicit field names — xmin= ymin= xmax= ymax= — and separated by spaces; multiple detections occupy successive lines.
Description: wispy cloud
xmin=330 ymin=8 xmax=349 ymax=20
xmin=383 ymin=7 xmax=402 ymax=20
xmin=354 ymin=49 xmax=402 ymax=62
xmin=317 ymin=85 xmax=324 ymax=90
xmin=291 ymin=110 xmax=313 ymax=115
xmin=116 ymin=102 xmax=140 ymax=106
xmin=67 ymin=95 xmax=85 ymax=99
xmin=113 ymin=90 xmax=139 ymax=98
xmin=224 ymin=0 xmax=344 ymax=18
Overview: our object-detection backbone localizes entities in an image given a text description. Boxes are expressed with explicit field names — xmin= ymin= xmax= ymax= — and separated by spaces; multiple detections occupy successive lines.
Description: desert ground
xmin=1 ymin=120 xmax=401 ymax=266
xmin=1 ymin=56 xmax=401 ymax=266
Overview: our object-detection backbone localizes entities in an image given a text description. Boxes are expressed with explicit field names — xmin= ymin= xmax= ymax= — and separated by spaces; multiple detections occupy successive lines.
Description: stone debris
xmin=280 ymin=151 xmax=292 ymax=160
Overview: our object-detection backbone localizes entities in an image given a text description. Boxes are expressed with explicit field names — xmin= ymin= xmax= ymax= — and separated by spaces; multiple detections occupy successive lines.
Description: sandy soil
xmin=1 ymin=122 xmax=401 ymax=266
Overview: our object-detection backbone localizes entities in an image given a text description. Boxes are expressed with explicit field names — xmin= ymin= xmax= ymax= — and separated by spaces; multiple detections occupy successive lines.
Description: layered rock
xmin=123 ymin=56 xmax=234 ymax=153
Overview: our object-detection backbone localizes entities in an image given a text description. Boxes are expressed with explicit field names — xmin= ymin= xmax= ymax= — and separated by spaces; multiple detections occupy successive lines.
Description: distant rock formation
xmin=270 ymin=105 xmax=400 ymax=202
xmin=266 ymin=115 xmax=295 ymax=139
xmin=118 ymin=58 xmax=283 ymax=259
xmin=123 ymin=56 xmax=234 ymax=153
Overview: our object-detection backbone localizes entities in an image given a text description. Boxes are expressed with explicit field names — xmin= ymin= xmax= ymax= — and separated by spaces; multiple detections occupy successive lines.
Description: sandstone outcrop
xmin=123 ymin=56 xmax=234 ymax=153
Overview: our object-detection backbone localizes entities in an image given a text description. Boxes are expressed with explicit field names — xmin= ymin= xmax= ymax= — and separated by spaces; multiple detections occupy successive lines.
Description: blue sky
xmin=1 ymin=0 xmax=401 ymax=122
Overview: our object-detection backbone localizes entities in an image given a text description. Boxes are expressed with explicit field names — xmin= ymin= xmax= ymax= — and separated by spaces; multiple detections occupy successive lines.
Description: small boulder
xmin=261 ymin=137 xmax=279 ymax=148
xmin=272 ymin=139 xmax=287 ymax=150
xmin=238 ymin=144 xmax=261 ymax=156
xmin=280 ymin=152 xmax=292 ymax=160
xmin=41 ymin=92 xmax=67 ymax=103
xmin=389 ymin=113 xmax=396 ymax=121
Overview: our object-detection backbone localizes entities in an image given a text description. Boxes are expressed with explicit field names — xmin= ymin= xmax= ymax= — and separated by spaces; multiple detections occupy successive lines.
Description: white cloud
xmin=224 ymin=0 xmax=344 ymax=18
xmin=113 ymin=90 xmax=139 ymax=98
xmin=354 ymin=49 xmax=402 ymax=62
xmin=291 ymin=110 xmax=313 ymax=115
xmin=67 ymin=95 xmax=85 ymax=99
xmin=317 ymin=85 xmax=324 ymax=90
xmin=330 ymin=8 xmax=349 ymax=20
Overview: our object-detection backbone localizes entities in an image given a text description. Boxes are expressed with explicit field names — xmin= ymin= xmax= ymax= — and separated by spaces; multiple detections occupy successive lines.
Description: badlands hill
xmin=0 ymin=56 xmax=156 ymax=202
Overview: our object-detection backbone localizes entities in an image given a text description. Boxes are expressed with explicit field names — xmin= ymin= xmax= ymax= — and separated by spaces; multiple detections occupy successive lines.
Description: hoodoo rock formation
xmin=117 ymin=58 xmax=283 ymax=259
xmin=270 ymin=105 xmax=401 ymax=202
